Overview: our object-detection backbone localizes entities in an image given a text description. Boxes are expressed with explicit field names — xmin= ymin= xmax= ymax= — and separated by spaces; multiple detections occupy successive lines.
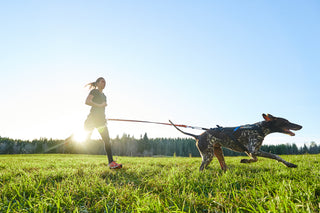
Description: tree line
xmin=0 ymin=134 xmax=319 ymax=156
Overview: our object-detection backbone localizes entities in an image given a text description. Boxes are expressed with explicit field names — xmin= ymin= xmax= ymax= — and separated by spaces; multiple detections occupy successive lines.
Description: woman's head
xmin=86 ymin=77 xmax=106 ymax=90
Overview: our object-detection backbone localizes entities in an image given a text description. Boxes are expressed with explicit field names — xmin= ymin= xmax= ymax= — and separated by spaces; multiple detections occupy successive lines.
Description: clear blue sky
xmin=0 ymin=1 xmax=319 ymax=147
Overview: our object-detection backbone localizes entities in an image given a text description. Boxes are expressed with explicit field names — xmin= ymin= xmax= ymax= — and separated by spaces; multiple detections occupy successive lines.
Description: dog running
xmin=169 ymin=114 xmax=302 ymax=171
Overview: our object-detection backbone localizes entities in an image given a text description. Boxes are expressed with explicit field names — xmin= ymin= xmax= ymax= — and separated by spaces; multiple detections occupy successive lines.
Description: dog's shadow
xmin=204 ymin=162 xmax=281 ymax=174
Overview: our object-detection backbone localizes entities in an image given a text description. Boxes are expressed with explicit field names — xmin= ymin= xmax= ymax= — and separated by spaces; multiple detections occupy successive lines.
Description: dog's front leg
xmin=240 ymin=153 xmax=258 ymax=164
xmin=255 ymin=150 xmax=297 ymax=168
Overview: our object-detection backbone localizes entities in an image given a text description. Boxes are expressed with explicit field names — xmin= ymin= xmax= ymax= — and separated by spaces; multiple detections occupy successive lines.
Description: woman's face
xmin=97 ymin=78 xmax=106 ymax=90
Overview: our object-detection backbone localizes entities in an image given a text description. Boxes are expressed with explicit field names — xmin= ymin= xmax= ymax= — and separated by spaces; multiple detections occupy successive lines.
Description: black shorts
xmin=84 ymin=113 xmax=107 ymax=131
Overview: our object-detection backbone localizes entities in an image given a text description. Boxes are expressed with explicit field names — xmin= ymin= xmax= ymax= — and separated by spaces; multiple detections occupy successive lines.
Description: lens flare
xmin=72 ymin=130 xmax=89 ymax=143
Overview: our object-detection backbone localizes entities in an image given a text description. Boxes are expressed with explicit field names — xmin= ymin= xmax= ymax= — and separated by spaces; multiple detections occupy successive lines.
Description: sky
xmin=0 ymin=1 xmax=319 ymax=147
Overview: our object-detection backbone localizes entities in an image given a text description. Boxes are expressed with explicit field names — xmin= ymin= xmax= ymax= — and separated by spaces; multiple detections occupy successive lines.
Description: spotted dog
xmin=169 ymin=114 xmax=302 ymax=171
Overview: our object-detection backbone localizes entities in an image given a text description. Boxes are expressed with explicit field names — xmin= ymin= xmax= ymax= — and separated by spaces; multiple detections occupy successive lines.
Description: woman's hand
xmin=85 ymin=95 xmax=107 ymax=108
xmin=101 ymin=102 xmax=107 ymax=107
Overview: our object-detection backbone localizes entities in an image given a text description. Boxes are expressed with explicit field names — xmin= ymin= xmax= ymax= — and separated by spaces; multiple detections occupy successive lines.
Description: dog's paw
xmin=286 ymin=163 xmax=298 ymax=168
xmin=240 ymin=159 xmax=250 ymax=163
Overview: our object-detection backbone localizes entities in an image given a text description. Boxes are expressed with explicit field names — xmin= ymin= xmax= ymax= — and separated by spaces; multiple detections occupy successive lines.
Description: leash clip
xmin=216 ymin=125 xmax=224 ymax=131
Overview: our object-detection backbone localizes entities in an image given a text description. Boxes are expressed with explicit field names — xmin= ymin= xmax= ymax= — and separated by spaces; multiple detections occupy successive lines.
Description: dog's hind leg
xmin=255 ymin=150 xmax=297 ymax=168
xmin=199 ymin=152 xmax=214 ymax=171
xmin=213 ymin=145 xmax=228 ymax=171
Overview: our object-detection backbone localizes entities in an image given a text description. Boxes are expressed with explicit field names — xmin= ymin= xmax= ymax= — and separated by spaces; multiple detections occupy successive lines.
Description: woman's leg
xmin=97 ymin=126 xmax=114 ymax=163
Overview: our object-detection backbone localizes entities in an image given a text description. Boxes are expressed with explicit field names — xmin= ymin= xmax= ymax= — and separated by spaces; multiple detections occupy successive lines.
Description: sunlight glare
xmin=72 ymin=129 xmax=89 ymax=143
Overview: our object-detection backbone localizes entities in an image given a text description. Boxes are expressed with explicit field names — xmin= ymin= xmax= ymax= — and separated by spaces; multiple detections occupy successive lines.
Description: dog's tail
xmin=169 ymin=120 xmax=200 ymax=140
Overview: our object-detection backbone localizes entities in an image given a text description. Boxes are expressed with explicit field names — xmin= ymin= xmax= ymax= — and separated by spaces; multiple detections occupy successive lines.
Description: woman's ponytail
xmin=85 ymin=77 xmax=105 ymax=90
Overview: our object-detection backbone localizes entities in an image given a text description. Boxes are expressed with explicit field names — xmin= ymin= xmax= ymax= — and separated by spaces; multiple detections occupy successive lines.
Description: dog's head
xmin=262 ymin=113 xmax=302 ymax=136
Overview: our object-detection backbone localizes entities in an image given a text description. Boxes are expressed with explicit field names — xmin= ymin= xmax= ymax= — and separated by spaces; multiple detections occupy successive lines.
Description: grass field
xmin=0 ymin=154 xmax=319 ymax=212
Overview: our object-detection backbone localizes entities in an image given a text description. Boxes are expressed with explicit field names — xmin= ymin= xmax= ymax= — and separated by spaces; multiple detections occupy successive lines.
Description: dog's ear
xmin=263 ymin=113 xmax=274 ymax=121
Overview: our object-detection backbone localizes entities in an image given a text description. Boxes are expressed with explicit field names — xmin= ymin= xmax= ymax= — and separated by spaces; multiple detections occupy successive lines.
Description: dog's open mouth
xmin=283 ymin=124 xmax=302 ymax=136
xmin=283 ymin=129 xmax=296 ymax=136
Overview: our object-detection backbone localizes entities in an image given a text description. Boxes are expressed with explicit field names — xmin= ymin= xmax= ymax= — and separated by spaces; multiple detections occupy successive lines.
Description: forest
xmin=0 ymin=133 xmax=319 ymax=157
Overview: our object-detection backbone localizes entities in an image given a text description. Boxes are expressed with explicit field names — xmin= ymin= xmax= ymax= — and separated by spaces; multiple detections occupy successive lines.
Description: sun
xmin=72 ymin=129 xmax=89 ymax=143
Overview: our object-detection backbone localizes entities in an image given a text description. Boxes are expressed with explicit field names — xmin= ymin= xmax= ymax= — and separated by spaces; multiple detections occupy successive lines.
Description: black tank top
xmin=89 ymin=89 xmax=107 ymax=116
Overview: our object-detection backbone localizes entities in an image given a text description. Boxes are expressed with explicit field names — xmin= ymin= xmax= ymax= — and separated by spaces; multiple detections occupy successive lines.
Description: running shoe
xmin=109 ymin=161 xmax=122 ymax=169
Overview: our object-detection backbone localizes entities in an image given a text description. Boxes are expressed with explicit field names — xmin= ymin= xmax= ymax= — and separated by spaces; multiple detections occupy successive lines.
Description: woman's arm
xmin=85 ymin=94 xmax=107 ymax=107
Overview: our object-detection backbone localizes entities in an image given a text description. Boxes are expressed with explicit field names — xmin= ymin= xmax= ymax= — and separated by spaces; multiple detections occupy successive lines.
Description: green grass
xmin=0 ymin=154 xmax=319 ymax=212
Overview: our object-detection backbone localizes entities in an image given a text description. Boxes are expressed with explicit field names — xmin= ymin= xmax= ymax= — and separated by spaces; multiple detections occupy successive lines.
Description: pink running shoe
xmin=109 ymin=161 xmax=122 ymax=169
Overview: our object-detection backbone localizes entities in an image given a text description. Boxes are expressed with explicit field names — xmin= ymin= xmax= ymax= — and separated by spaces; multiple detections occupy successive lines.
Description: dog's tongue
xmin=285 ymin=129 xmax=295 ymax=136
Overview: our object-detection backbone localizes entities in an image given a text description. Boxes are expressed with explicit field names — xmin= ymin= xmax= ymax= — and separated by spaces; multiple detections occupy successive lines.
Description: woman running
xmin=84 ymin=77 xmax=122 ymax=169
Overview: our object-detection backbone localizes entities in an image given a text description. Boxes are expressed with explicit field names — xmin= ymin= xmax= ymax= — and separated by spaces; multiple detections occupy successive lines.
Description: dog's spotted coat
xmin=170 ymin=114 xmax=302 ymax=171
